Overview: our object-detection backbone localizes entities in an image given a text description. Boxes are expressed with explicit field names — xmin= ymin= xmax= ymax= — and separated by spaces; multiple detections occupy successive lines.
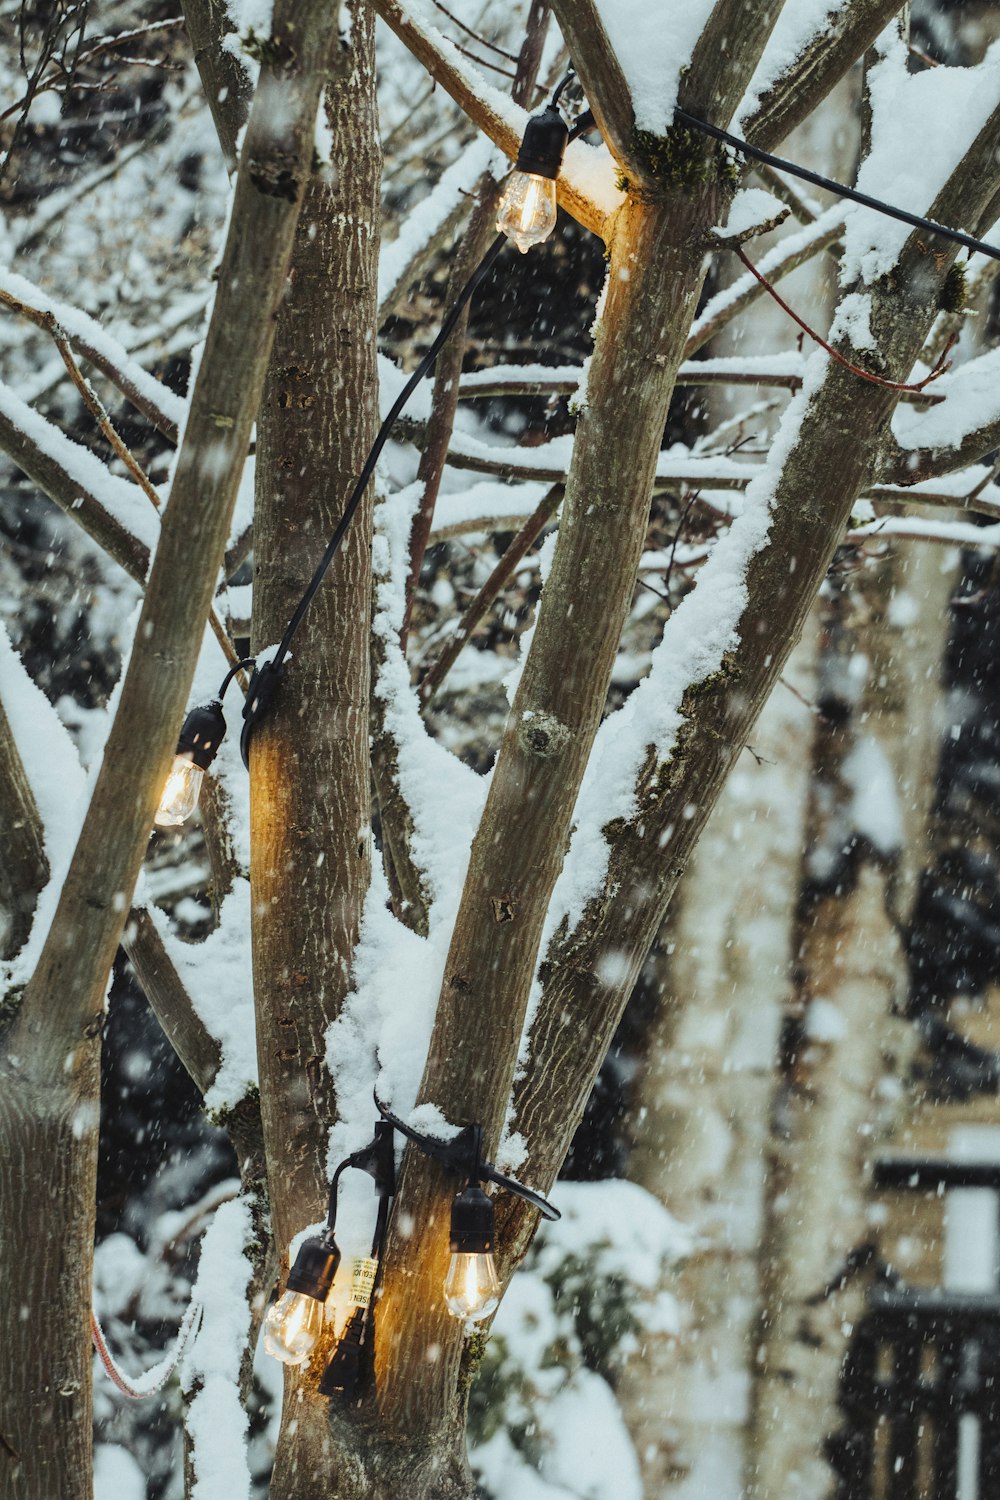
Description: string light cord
xmin=374 ymin=1093 xmax=561 ymax=1221
xmin=91 ymin=1298 xmax=202 ymax=1400
xmin=239 ymin=232 xmax=509 ymax=767
xmin=216 ymin=655 xmax=256 ymax=701
xmin=733 ymin=243 xmax=958 ymax=393
xmin=673 ymin=106 xmax=1000 ymax=265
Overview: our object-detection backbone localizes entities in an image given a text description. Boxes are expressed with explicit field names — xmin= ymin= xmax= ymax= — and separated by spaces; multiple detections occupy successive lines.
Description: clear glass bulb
xmin=263 ymin=1289 xmax=325 ymax=1365
xmin=154 ymin=755 xmax=204 ymax=828
xmin=444 ymin=1251 xmax=501 ymax=1322
xmin=496 ymin=172 xmax=558 ymax=254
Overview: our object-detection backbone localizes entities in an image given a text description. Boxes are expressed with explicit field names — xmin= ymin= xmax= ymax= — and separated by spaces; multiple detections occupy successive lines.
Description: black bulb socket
xmin=318 ymin=1307 xmax=366 ymax=1400
xmin=286 ymin=1232 xmax=341 ymax=1303
xmin=176 ymin=700 xmax=227 ymax=772
xmin=514 ymin=105 xmax=569 ymax=181
xmin=449 ymin=1184 xmax=495 ymax=1255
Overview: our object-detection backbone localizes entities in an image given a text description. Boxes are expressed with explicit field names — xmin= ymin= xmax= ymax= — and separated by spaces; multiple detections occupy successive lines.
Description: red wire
xmin=91 ymin=1304 xmax=199 ymax=1400
xmin=734 ymin=245 xmax=956 ymax=395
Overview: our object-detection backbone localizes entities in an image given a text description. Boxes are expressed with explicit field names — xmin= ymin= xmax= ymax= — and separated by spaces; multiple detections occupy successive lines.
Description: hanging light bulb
xmin=497 ymin=105 xmax=569 ymax=255
xmin=264 ymin=1232 xmax=341 ymax=1366
xmin=154 ymin=700 xmax=227 ymax=828
xmin=444 ymin=1184 xmax=500 ymax=1322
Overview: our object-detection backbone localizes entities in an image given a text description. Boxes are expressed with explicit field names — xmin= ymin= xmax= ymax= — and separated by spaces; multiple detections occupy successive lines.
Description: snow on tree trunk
xmin=619 ymin=619 xmax=818 ymax=1499
xmin=747 ymin=534 xmax=958 ymax=1500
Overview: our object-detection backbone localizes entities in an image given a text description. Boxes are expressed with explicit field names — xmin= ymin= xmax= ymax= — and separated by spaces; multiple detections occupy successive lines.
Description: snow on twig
xmin=0 ymin=266 xmax=187 ymax=434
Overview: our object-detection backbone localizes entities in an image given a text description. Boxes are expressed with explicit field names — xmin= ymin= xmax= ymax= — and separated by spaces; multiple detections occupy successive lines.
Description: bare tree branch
xmin=180 ymin=0 xmax=253 ymax=172
xmin=685 ymin=215 xmax=844 ymax=357
xmin=0 ymin=696 xmax=48 ymax=962
xmin=419 ymin=483 xmax=563 ymax=703
xmin=745 ymin=0 xmax=907 ymax=152
xmin=123 ymin=910 xmax=222 ymax=1095
xmin=0 ymin=277 xmax=182 ymax=441
xmin=878 ymin=414 xmax=1000 ymax=487
xmin=679 ymin=0 xmax=781 ymax=125
xmin=0 ymin=392 xmax=151 ymax=581
xmin=549 ymin=0 xmax=639 ymax=173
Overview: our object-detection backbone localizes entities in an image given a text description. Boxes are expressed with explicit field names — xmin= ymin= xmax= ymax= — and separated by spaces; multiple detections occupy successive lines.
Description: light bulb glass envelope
xmin=445 ymin=1182 xmax=499 ymax=1322
xmin=153 ymin=699 xmax=227 ymax=830
xmin=263 ymin=1288 xmax=326 ymax=1365
xmin=496 ymin=103 xmax=568 ymax=255
xmin=155 ymin=755 xmax=204 ymax=827
xmin=497 ymin=172 xmax=558 ymax=254
xmin=444 ymin=1250 xmax=501 ymax=1322
xmin=263 ymin=1230 xmax=341 ymax=1366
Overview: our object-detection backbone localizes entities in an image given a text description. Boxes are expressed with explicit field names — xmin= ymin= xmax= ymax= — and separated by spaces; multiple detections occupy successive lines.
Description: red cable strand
xmin=733 ymin=245 xmax=956 ymax=395
xmin=91 ymin=1301 xmax=201 ymax=1400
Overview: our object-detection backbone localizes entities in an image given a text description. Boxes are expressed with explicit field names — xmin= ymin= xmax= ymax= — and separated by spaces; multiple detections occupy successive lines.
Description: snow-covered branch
xmin=0 ymin=268 xmax=185 ymax=440
xmin=740 ymin=0 xmax=906 ymax=149
xmin=0 ymin=382 xmax=154 ymax=581
xmin=369 ymin=0 xmax=619 ymax=237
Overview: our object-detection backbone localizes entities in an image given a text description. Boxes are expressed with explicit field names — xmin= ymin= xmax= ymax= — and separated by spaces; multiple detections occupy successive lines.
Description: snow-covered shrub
xmin=469 ymin=1179 xmax=691 ymax=1500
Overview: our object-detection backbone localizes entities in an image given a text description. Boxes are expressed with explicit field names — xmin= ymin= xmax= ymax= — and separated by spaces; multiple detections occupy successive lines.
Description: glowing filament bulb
xmin=444 ymin=1250 xmax=501 ymax=1322
xmin=264 ymin=1231 xmax=340 ymax=1366
xmin=155 ymin=755 xmax=204 ymax=828
xmin=263 ymin=1289 xmax=325 ymax=1365
xmin=445 ymin=1183 xmax=499 ymax=1321
xmin=153 ymin=700 xmax=227 ymax=830
xmin=497 ymin=172 xmax=558 ymax=254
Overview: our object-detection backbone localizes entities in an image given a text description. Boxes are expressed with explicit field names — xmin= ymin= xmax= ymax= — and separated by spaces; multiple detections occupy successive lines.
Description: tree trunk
xmin=248 ymin=7 xmax=380 ymax=1496
xmin=747 ymin=534 xmax=958 ymax=1500
xmin=374 ymin=180 xmax=733 ymax=1471
xmin=0 ymin=4 xmax=335 ymax=1491
xmin=618 ymin=619 xmax=819 ymax=1498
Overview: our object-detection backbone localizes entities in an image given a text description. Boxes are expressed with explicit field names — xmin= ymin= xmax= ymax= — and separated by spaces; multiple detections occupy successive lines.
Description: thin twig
xmin=419 ymin=484 xmax=563 ymax=705
xmin=53 ymin=334 xmax=162 ymax=509
xmin=430 ymin=0 xmax=519 ymax=61
xmin=52 ymin=330 xmax=242 ymax=673
xmin=454 ymin=41 xmax=515 ymax=79
xmin=734 ymin=245 xmax=957 ymax=394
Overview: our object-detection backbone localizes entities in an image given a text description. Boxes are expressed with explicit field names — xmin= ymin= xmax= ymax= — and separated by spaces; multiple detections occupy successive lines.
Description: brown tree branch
xmin=419 ymin=483 xmax=563 ymax=704
xmin=501 ymin=101 xmax=1000 ymax=1287
xmin=123 ymin=910 xmax=222 ymax=1096
xmin=685 ymin=216 xmax=844 ymax=357
xmin=180 ymin=0 xmax=253 ymax=173
xmin=401 ymin=178 xmax=500 ymax=644
xmin=549 ymin=0 xmax=639 ymax=173
xmin=744 ymin=0 xmax=906 ymax=152
xmin=878 ymin=413 xmax=1000 ymax=487
xmin=0 ymin=695 xmax=48 ymax=963
xmin=0 ymin=395 xmax=151 ymax=582
xmin=0 ymin=282 xmax=181 ymax=441
xmin=679 ymin=0 xmax=781 ymax=126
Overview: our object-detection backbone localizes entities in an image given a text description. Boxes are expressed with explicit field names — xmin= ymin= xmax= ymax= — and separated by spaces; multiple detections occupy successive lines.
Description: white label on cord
xmin=350 ymin=1257 xmax=378 ymax=1308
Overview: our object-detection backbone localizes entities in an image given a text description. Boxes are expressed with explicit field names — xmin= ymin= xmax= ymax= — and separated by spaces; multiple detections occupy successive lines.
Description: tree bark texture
xmin=0 ymin=6 xmax=336 ymax=1493
xmin=249 ymin=9 xmax=380 ymax=1497
xmin=746 ymin=536 xmax=959 ymax=1500
xmin=376 ymin=179 xmax=731 ymax=1455
xmin=499 ymin=106 xmax=1000 ymax=1276
xmin=618 ymin=620 xmax=819 ymax=1500
xmin=0 ymin=693 xmax=48 ymax=961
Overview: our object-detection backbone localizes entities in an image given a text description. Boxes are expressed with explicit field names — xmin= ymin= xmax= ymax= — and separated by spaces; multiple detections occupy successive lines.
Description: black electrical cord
xmin=239 ymin=231 xmax=510 ymax=767
xmin=374 ymin=1093 xmax=561 ymax=1221
xmin=216 ymin=656 xmax=256 ymax=701
xmin=673 ymin=106 xmax=1000 ymax=264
